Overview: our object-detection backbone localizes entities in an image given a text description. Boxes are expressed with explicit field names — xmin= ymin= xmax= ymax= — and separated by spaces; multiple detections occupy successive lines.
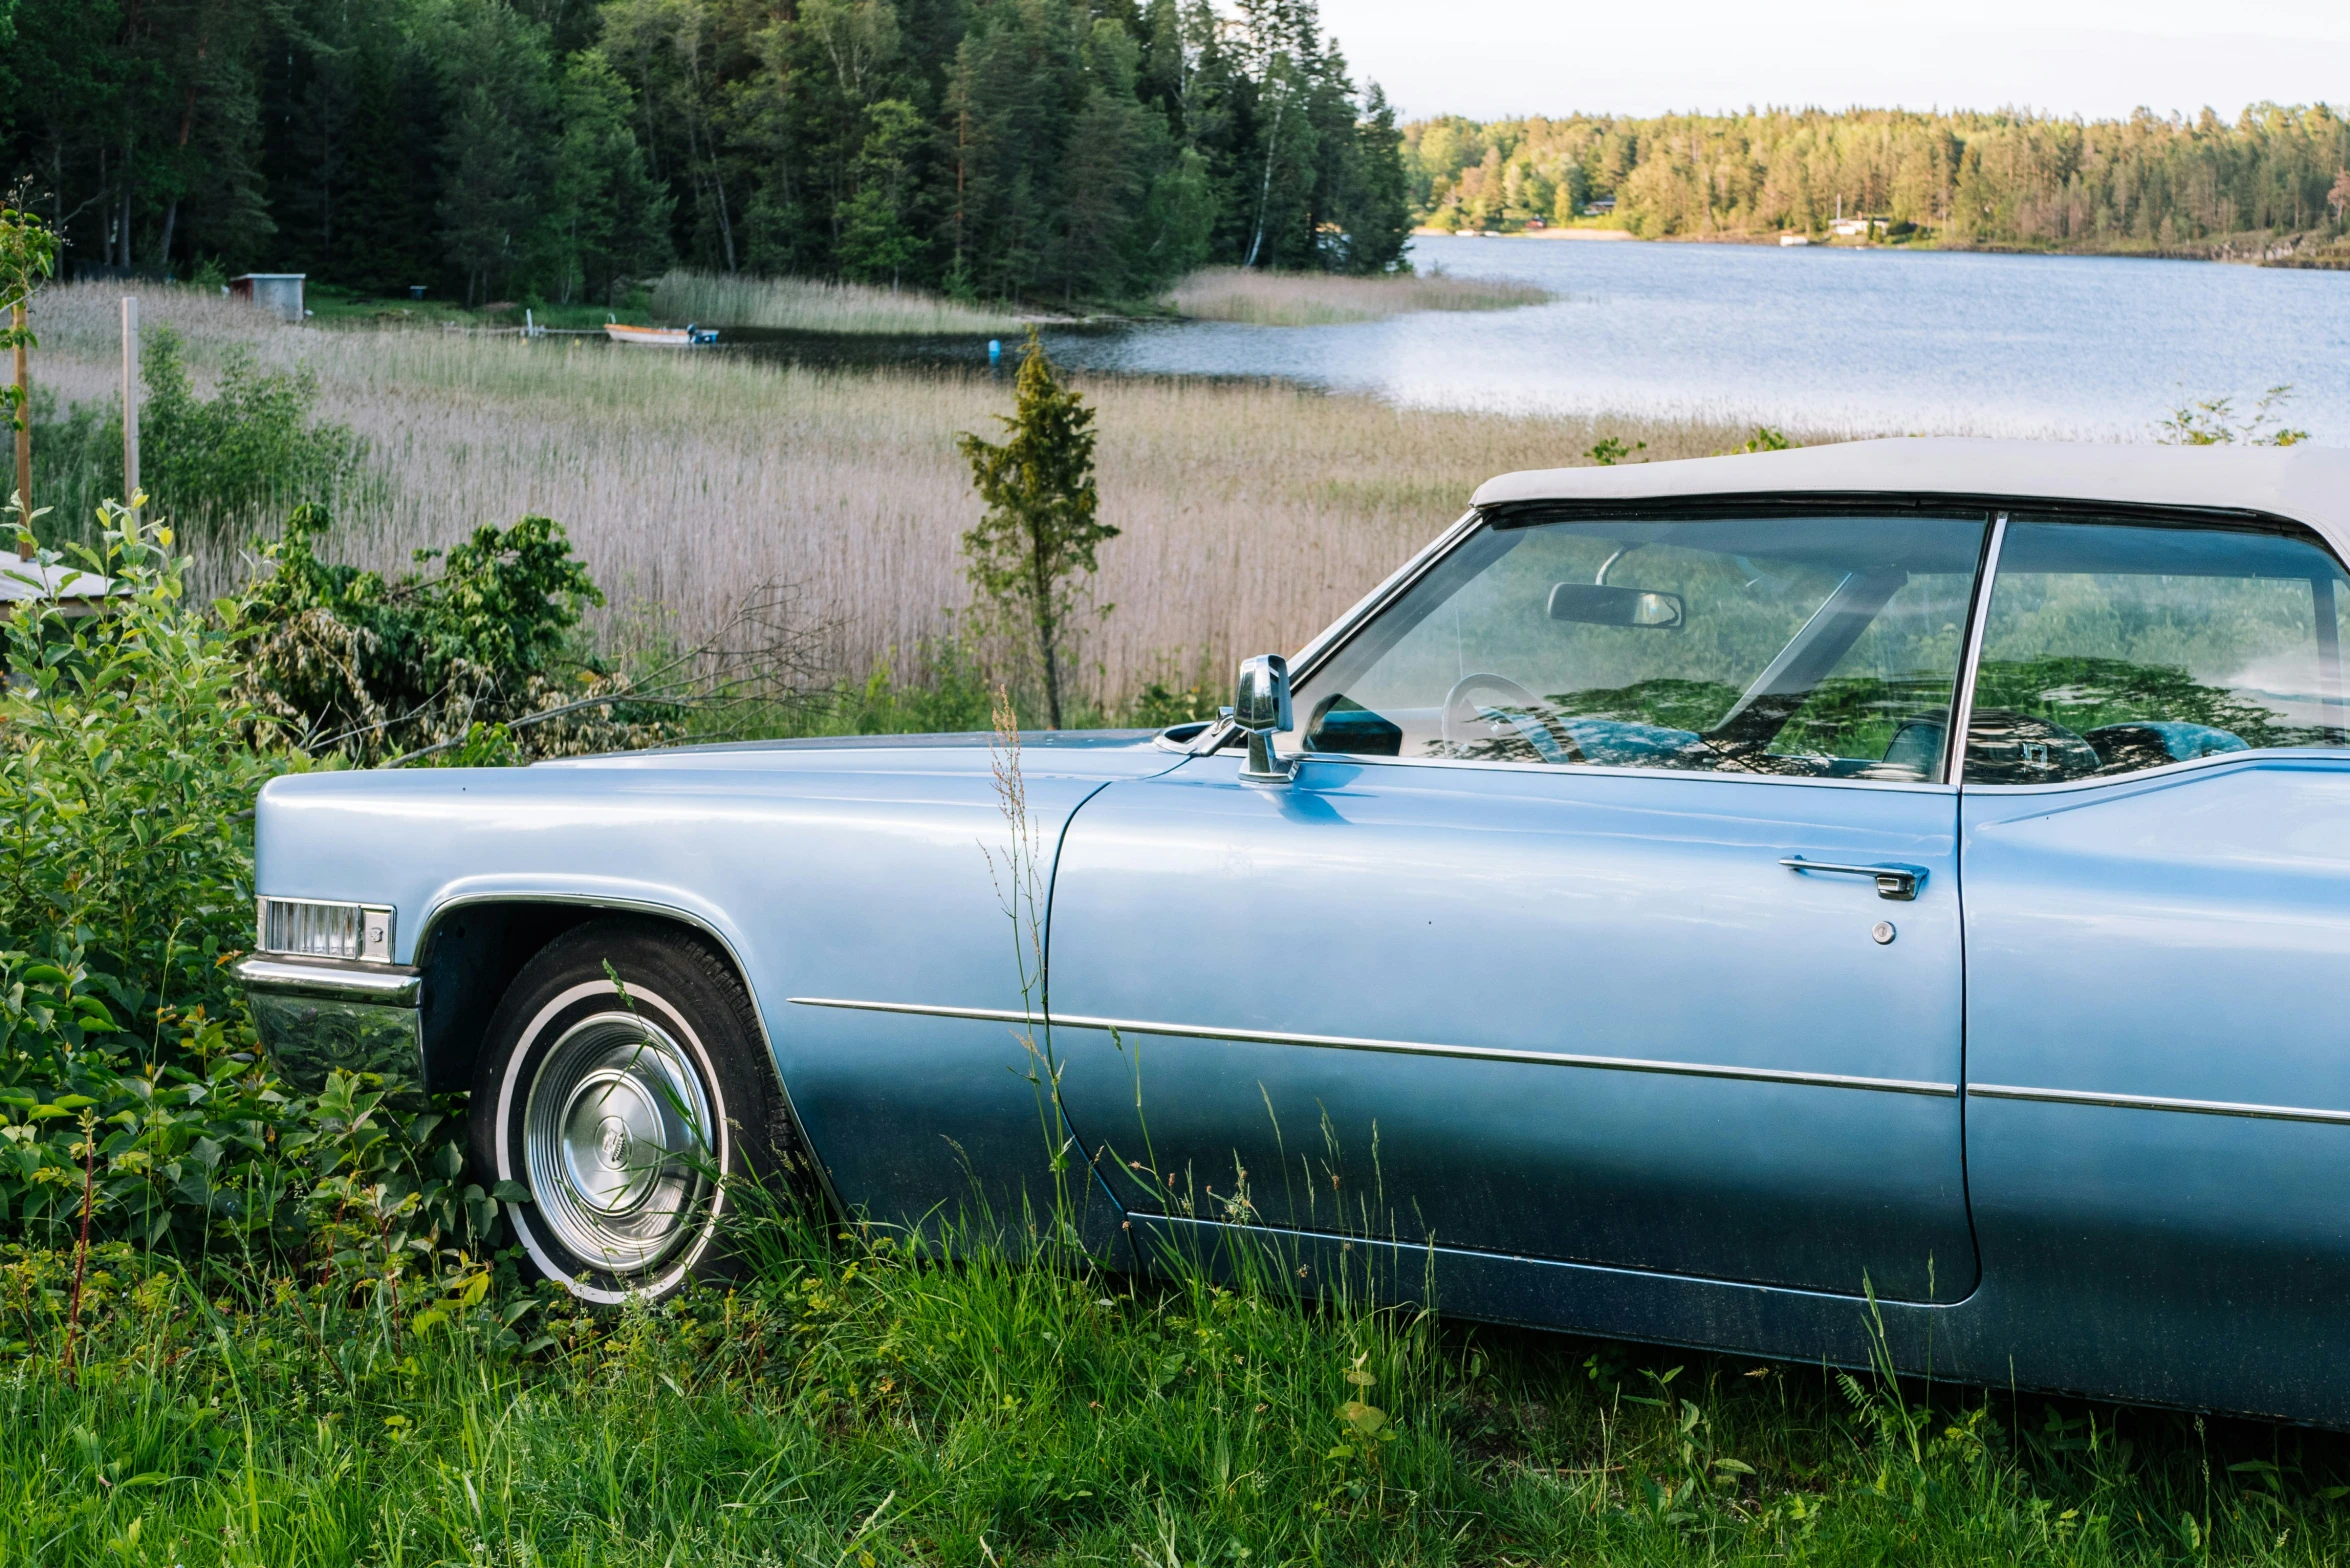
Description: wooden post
xmin=11 ymin=300 xmax=27 ymax=542
xmin=120 ymin=295 xmax=140 ymax=529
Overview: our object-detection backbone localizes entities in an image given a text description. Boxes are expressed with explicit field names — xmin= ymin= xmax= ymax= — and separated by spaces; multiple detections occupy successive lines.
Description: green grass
xmin=8 ymin=1210 xmax=2350 ymax=1567
xmin=650 ymin=269 xmax=1028 ymax=335
xmin=301 ymin=283 xmax=647 ymax=333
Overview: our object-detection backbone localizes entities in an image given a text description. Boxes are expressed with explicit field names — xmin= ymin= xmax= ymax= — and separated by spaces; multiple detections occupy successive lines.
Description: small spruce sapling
xmin=957 ymin=330 xmax=1117 ymax=730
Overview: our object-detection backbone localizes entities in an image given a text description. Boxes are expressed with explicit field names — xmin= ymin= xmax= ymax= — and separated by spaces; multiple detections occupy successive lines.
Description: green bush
xmin=0 ymin=500 xmax=498 ymax=1274
xmin=23 ymin=327 xmax=368 ymax=552
xmin=235 ymin=504 xmax=672 ymax=764
xmin=2 ymin=503 xmax=272 ymax=1027
xmin=140 ymin=326 xmax=368 ymax=534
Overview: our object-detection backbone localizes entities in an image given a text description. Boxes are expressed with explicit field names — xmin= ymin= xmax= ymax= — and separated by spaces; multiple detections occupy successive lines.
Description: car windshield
xmin=1284 ymin=511 xmax=1991 ymax=782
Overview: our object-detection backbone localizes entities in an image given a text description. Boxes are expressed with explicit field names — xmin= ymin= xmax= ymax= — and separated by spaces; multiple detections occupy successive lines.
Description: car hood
xmin=532 ymin=727 xmax=1190 ymax=782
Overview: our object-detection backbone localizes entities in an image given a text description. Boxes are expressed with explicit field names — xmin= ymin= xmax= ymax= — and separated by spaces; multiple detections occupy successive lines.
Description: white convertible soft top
xmin=1470 ymin=438 xmax=2350 ymax=564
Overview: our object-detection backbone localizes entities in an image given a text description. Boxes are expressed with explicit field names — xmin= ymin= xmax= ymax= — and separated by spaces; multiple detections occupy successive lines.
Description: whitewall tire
xmin=469 ymin=918 xmax=810 ymax=1304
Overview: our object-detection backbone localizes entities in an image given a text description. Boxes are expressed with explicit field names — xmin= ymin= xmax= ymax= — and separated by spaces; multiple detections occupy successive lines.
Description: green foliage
xmin=8 ymin=1205 xmax=2350 ymax=1563
xmin=834 ymin=99 xmax=926 ymax=289
xmin=6 ymin=0 xmax=1410 ymax=310
xmin=1124 ymin=673 xmax=1224 ymax=730
xmin=831 ymin=640 xmax=997 ymax=736
xmin=17 ymin=389 xmax=117 ymax=553
xmin=1406 ymin=105 xmax=2350 ymax=250
xmin=2156 ymin=383 xmax=2311 ymax=446
xmin=0 ymin=977 xmax=493 ymax=1266
xmin=2 ymin=501 xmax=274 ymax=1033
xmin=1973 ymin=654 xmax=2308 ymax=745
xmin=1585 ymin=435 xmax=1646 ymax=465
xmin=959 ymin=332 xmax=1115 ymax=730
xmin=547 ymin=47 xmax=675 ymax=306
xmin=138 ymin=327 xmax=366 ymax=535
xmin=0 ymin=202 xmax=56 ymax=461
xmin=234 ymin=504 xmax=663 ymax=764
xmin=0 ymin=498 xmax=501 ymax=1272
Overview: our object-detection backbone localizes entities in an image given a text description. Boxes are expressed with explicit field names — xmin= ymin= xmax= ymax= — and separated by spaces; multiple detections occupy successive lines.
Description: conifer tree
xmin=957 ymin=331 xmax=1115 ymax=730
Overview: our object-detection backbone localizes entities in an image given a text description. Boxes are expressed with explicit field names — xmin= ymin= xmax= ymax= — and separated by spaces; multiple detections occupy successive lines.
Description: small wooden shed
xmin=230 ymin=273 xmax=307 ymax=322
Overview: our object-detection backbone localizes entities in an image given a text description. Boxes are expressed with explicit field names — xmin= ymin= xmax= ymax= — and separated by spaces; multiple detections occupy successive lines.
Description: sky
xmin=1316 ymin=0 xmax=2350 ymax=123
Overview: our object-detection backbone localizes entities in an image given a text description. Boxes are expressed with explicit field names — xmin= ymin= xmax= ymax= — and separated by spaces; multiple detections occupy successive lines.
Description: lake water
xmin=1031 ymin=237 xmax=2350 ymax=445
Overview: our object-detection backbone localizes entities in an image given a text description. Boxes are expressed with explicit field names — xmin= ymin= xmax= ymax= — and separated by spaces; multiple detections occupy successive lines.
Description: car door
xmin=1958 ymin=510 xmax=2350 ymax=1412
xmin=1048 ymin=505 xmax=1991 ymax=1301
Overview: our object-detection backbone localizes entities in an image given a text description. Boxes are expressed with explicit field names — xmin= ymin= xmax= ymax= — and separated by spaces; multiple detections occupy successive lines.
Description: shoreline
xmin=1410 ymin=225 xmax=2350 ymax=270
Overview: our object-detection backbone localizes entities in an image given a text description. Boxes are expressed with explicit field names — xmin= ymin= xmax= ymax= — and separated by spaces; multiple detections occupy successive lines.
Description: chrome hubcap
xmin=522 ymin=1012 xmax=716 ymax=1274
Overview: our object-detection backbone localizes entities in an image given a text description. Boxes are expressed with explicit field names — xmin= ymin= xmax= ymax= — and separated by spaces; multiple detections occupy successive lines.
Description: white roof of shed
xmin=0 ymin=557 xmax=115 ymax=604
xmin=1471 ymin=438 xmax=2350 ymax=560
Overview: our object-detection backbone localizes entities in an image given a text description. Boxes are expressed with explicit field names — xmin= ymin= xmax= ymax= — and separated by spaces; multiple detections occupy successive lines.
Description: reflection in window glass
xmin=1287 ymin=513 xmax=1989 ymax=782
xmin=1966 ymin=518 xmax=2350 ymax=784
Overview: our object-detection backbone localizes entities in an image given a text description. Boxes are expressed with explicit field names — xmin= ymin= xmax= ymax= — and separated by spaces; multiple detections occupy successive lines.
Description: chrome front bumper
xmin=232 ymin=954 xmax=424 ymax=1096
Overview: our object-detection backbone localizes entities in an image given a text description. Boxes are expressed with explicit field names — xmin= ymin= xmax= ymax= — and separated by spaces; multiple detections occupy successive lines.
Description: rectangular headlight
xmin=257 ymin=897 xmax=396 ymax=963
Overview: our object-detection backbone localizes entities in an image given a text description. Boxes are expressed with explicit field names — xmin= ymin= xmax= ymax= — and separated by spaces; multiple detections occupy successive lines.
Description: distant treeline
xmin=0 ymin=0 xmax=1410 ymax=309
xmin=1408 ymin=106 xmax=2350 ymax=253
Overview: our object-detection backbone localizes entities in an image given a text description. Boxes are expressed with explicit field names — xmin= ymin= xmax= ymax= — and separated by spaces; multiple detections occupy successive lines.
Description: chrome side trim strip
xmin=785 ymin=997 xmax=1957 ymax=1097
xmin=1961 ymin=745 xmax=2350 ymax=797
xmin=232 ymin=954 xmax=422 ymax=1006
xmin=1970 ymin=1082 xmax=2350 ymax=1126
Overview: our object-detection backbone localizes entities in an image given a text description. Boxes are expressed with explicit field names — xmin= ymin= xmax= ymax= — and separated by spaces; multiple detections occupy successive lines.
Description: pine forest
xmin=0 ymin=0 xmax=1413 ymax=308
xmin=1408 ymin=106 xmax=2350 ymax=257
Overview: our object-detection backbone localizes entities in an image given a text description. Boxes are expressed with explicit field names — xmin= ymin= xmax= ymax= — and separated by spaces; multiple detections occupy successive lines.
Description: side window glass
xmin=1286 ymin=513 xmax=1989 ymax=782
xmin=1966 ymin=518 xmax=2350 ymax=785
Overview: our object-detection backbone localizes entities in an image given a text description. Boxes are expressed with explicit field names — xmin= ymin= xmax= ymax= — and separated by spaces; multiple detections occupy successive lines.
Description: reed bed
xmin=29 ymin=280 xmax=1779 ymax=703
xmin=1163 ymin=265 xmax=1552 ymax=325
xmin=649 ymin=268 xmax=1026 ymax=335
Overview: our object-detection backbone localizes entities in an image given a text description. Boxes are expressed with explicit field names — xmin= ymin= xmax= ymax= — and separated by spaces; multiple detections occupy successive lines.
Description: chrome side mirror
xmin=1232 ymin=653 xmax=1295 ymax=782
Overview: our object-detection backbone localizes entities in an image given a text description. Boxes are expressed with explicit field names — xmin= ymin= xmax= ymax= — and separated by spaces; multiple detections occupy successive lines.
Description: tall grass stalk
xmin=650 ymin=269 xmax=1028 ymax=335
xmin=28 ymin=280 xmax=1799 ymax=708
xmin=1163 ymin=265 xmax=1552 ymax=325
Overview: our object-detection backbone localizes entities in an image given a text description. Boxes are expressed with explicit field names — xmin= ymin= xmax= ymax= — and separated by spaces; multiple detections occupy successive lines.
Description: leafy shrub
xmin=235 ymin=504 xmax=673 ymax=763
xmin=0 ymin=500 xmax=499 ymax=1275
xmin=22 ymin=327 xmax=368 ymax=551
xmin=1122 ymin=675 xmax=1222 ymax=730
xmin=2156 ymin=384 xmax=2310 ymax=446
xmin=139 ymin=325 xmax=367 ymax=533
xmin=828 ymin=639 xmax=996 ymax=735
xmin=3 ymin=501 xmax=273 ymax=1026
xmin=16 ymin=388 xmax=120 ymax=552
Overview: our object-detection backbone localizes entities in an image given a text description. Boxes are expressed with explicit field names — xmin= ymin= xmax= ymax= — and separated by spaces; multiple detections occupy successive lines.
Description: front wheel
xmin=470 ymin=918 xmax=810 ymax=1303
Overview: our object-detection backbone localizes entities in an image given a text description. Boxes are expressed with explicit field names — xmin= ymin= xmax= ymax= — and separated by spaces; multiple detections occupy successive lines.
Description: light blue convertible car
xmin=238 ymin=438 xmax=2350 ymax=1425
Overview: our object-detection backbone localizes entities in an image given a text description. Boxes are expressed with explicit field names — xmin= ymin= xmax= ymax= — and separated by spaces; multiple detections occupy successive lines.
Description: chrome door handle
xmin=1780 ymin=857 xmax=1924 ymax=901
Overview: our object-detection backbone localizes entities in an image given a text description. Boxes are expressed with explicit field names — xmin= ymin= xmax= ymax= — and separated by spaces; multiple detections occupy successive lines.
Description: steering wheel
xmin=1441 ymin=673 xmax=1586 ymax=764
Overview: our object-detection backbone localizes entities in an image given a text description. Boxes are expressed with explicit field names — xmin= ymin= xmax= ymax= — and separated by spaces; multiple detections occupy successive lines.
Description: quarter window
xmin=1965 ymin=517 xmax=2350 ymax=785
xmin=1287 ymin=512 xmax=1990 ymax=782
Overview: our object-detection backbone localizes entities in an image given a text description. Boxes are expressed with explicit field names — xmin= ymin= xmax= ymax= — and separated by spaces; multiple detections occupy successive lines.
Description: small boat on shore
xmin=604 ymin=321 xmax=719 ymax=347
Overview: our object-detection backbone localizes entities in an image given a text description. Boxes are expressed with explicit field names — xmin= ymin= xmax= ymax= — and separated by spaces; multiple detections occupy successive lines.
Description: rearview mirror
xmin=1232 ymin=654 xmax=1295 ymax=782
xmin=1548 ymin=582 xmax=1684 ymax=629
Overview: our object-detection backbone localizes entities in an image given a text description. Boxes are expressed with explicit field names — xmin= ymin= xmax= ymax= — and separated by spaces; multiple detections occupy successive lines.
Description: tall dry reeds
xmin=1162 ymin=266 xmax=1551 ymax=326
xmin=649 ymin=270 xmax=1025 ymax=335
xmin=27 ymin=280 xmax=1783 ymax=705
